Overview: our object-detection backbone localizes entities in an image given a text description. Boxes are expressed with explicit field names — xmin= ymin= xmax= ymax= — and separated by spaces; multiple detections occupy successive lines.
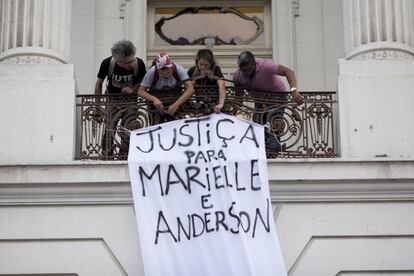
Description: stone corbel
xmin=119 ymin=0 xmax=131 ymax=19
xmin=292 ymin=0 xmax=300 ymax=17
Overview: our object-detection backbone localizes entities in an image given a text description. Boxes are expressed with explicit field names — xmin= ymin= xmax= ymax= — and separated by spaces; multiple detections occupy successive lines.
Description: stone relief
xmin=350 ymin=50 xmax=414 ymax=60
xmin=0 ymin=55 xmax=61 ymax=64
xmin=155 ymin=7 xmax=264 ymax=46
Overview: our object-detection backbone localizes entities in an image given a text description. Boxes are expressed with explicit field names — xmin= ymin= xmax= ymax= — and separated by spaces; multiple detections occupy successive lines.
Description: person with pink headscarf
xmin=138 ymin=52 xmax=194 ymax=122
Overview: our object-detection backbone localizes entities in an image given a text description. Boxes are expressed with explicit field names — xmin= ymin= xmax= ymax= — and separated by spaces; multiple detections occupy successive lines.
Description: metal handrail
xmin=76 ymin=87 xmax=337 ymax=160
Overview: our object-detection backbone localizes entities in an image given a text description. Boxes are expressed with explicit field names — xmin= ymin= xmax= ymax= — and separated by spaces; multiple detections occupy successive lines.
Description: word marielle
xmin=134 ymin=117 xmax=259 ymax=153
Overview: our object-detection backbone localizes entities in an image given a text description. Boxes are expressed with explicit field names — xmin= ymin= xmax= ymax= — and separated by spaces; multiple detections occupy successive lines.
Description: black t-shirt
xmin=187 ymin=65 xmax=224 ymax=87
xmin=97 ymin=56 xmax=147 ymax=94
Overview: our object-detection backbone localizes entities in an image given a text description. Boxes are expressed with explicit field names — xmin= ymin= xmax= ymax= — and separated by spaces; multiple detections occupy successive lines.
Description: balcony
xmin=76 ymin=87 xmax=337 ymax=160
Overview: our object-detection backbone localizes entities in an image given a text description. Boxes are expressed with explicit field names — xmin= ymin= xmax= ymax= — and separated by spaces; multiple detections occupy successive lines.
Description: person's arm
xmin=166 ymin=80 xmax=194 ymax=114
xmin=95 ymin=78 xmax=104 ymax=95
xmin=276 ymin=65 xmax=304 ymax=105
xmin=122 ymin=82 xmax=141 ymax=95
xmin=138 ymin=85 xmax=163 ymax=110
xmin=214 ymin=79 xmax=226 ymax=113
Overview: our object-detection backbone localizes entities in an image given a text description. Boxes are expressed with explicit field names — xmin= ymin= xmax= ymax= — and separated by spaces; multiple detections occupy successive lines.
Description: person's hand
xmin=121 ymin=86 xmax=134 ymax=95
xmin=213 ymin=102 xmax=224 ymax=113
xmin=152 ymin=98 xmax=164 ymax=110
xmin=166 ymin=102 xmax=179 ymax=114
xmin=292 ymin=91 xmax=304 ymax=105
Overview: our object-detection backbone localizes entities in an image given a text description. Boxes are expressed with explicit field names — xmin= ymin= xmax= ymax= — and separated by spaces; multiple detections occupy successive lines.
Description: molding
xmin=288 ymin=235 xmax=414 ymax=275
xmin=268 ymin=159 xmax=414 ymax=203
xmin=270 ymin=179 xmax=414 ymax=203
xmin=0 ymin=238 xmax=128 ymax=275
xmin=0 ymin=48 xmax=67 ymax=64
xmin=345 ymin=43 xmax=414 ymax=61
xmin=0 ymin=159 xmax=413 ymax=205
xmin=0 ymin=182 xmax=132 ymax=206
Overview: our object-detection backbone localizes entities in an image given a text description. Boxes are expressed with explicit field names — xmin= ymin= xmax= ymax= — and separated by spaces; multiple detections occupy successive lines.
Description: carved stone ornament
xmin=155 ymin=7 xmax=264 ymax=45
xmin=350 ymin=50 xmax=414 ymax=60
xmin=0 ymin=55 xmax=61 ymax=64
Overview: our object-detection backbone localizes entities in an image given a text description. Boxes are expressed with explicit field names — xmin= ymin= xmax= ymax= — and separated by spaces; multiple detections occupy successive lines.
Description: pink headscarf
xmin=155 ymin=51 xmax=173 ymax=69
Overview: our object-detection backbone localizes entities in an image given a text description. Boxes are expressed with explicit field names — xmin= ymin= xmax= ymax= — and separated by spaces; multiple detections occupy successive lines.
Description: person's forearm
xmin=174 ymin=88 xmax=194 ymax=106
xmin=138 ymin=87 xmax=157 ymax=103
xmin=285 ymin=70 xmax=297 ymax=90
xmin=217 ymin=80 xmax=226 ymax=104
xmin=95 ymin=83 xmax=102 ymax=95
xmin=131 ymin=83 xmax=141 ymax=93
xmin=173 ymin=81 xmax=194 ymax=107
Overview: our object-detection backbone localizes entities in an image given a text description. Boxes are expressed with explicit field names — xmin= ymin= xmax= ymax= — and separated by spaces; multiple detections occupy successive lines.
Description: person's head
xmin=238 ymin=51 xmax=256 ymax=78
xmin=111 ymin=40 xmax=137 ymax=70
xmin=195 ymin=49 xmax=216 ymax=72
xmin=155 ymin=51 xmax=173 ymax=79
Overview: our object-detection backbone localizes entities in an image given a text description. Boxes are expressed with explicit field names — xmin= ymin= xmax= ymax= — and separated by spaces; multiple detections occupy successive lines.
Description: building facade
xmin=1 ymin=0 xmax=414 ymax=275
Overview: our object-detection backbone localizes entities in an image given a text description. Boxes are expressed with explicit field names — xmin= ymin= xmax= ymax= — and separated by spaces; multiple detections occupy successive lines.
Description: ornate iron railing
xmin=75 ymin=87 xmax=337 ymax=160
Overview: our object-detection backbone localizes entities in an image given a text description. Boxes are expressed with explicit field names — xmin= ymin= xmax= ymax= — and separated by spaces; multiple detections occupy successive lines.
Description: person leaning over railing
xmin=232 ymin=51 xmax=304 ymax=151
xmin=94 ymin=39 xmax=147 ymax=156
xmin=187 ymin=49 xmax=226 ymax=113
xmin=137 ymin=52 xmax=195 ymax=123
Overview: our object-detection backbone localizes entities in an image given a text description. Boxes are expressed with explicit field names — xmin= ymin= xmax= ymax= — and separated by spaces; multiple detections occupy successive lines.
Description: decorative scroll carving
xmin=0 ymin=55 xmax=61 ymax=64
xmin=155 ymin=7 xmax=264 ymax=45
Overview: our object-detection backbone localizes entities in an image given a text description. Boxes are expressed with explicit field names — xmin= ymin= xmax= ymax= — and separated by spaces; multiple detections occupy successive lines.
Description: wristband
xmin=290 ymin=87 xmax=297 ymax=92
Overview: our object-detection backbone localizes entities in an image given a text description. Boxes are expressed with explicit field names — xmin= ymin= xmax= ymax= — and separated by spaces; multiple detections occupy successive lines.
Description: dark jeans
xmin=253 ymin=93 xmax=288 ymax=151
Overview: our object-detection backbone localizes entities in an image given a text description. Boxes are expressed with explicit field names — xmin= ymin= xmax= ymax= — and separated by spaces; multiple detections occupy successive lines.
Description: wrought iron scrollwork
xmin=76 ymin=88 xmax=337 ymax=160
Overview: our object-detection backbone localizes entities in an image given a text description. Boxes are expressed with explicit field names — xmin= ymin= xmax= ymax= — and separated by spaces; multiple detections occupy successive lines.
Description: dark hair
xmin=195 ymin=49 xmax=216 ymax=69
xmin=191 ymin=49 xmax=217 ymax=78
xmin=111 ymin=40 xmax=136 ymax=61
xmin=238 ymin=51 xmax=255 ymax=68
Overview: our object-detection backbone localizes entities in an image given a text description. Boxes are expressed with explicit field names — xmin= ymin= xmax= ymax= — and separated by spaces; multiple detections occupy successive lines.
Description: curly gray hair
xmin=111 ymin=40 xmax=136 ymax=61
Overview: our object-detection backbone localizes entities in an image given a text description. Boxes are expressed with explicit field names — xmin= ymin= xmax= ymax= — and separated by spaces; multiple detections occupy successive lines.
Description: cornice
xmin=0 ymin=159 xmax=413 ymax=205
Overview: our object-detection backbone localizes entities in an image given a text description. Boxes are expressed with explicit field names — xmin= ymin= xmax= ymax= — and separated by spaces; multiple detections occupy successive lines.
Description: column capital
xmin=0 ymin=0 xmax=71 ymax=64
xmin=342 ymin=0 xmax=414 ymax=60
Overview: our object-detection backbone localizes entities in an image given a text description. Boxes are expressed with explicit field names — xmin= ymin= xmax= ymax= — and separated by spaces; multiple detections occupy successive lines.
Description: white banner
xmin=128 ymin=113 xmax=287 ymax=276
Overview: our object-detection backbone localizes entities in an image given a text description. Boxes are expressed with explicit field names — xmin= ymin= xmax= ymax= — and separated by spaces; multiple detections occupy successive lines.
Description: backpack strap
xmin=133 ymin=58 xmax=139 ymax=77
xmin=108 ymin=57 xmax=116 ymax=79
xmin=171 ymin=63 xmax=180 ymax=87
xmin=151 ymin=63 xmax=181 ymax=88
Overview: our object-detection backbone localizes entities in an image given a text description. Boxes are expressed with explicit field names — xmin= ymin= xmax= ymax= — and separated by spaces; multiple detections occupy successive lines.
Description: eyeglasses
xmin=118 ymin=58 xmax=135 ymax=66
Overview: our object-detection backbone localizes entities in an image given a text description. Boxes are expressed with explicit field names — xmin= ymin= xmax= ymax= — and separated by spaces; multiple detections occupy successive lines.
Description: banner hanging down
xmin=128 ymin=113 xmax=287 ymax=276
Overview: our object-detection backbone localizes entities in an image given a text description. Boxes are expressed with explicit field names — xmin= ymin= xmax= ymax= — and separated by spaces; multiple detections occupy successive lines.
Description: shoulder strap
xmin=133 ymin=58 xmax=139 ymax=77
xmin=108 ymin=57 xmax=116 ymax=78
xmin=152 ymin=66 xmax=159 ymax=87
xmin=172 ymin=63 xmax=180 ymax=84
xmin=151 ymin=63 xmax=181 ymax=88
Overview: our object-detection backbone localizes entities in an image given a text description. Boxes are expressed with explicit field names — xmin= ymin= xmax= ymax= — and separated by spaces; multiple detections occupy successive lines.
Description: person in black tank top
xmin=187 ymin=49 xmax=226 ymax=113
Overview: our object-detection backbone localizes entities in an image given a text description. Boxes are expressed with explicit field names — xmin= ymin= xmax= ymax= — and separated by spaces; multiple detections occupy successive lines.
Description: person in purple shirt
xmin=233 ymin=51 xmax=304 ymax=151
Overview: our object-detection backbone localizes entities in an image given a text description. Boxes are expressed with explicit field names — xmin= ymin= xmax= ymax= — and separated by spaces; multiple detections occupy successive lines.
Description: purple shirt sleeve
xmin=233 ymin=69 xmax=241 ymax=86
xmin=261 ymin=59 xmax=279 ymax=75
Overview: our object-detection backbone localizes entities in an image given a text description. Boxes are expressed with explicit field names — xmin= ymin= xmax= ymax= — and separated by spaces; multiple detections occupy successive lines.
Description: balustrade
xmin=76 ymin=87 xmax=337 ymax=160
